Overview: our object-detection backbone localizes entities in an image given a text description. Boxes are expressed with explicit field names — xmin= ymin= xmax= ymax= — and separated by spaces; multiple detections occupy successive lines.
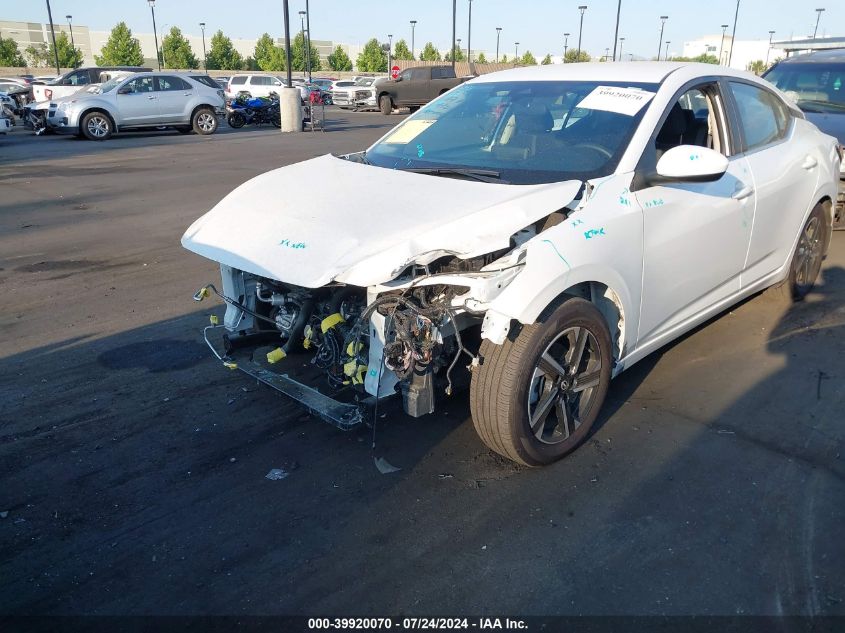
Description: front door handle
xmin=732 ymin=185 xmax=754 ymax=200
xmin=147 ymin=95 xmax=156 ymax=100
xmin=802 ymin=156 xmax=818 ymax=170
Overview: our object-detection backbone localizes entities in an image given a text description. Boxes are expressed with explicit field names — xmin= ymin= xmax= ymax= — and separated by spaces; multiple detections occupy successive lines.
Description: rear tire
xmin=227 ymin=111 xmax=246 ymax=128
xmin=470 ymin=298 xmax=612 ymax=466
xmin=192 ymin=107 xmax=218 ymax=135
xmin=81 ymin=111 xmax=112 ymax=141
xmin=379 ymin=95 xmax=393 ymax=115
xmin=767 ymin=202 xmax=828 ymax=301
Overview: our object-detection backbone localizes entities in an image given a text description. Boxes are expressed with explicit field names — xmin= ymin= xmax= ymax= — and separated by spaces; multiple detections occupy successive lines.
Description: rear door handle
xmin=802 ymin=156 xmax=818 ymax=170
xmin=732 ymin=185 xmax=754 ymax=200
xmin=147 ymin=95 xmax=156 ymax=100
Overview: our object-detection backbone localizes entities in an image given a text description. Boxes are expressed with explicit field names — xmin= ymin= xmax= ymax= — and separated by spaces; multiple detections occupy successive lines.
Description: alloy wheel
xmin=86 ymin=116 xmax=109 ymax=138
xmin=794 ymin=216 xmax=823 ymax=289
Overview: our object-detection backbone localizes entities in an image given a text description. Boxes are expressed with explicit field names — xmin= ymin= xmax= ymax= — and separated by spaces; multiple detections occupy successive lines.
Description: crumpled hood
xmin=181 ymin=154 xmax=582 ymax=288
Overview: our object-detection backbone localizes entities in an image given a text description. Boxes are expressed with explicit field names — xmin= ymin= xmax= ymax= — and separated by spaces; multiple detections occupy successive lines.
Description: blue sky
xmin=6 ymin=1 xmax=843 ymax=59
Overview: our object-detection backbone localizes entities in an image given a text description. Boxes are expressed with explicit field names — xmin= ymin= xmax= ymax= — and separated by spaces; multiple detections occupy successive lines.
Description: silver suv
xmin=47 ymin=72 xmax=225 ymax=140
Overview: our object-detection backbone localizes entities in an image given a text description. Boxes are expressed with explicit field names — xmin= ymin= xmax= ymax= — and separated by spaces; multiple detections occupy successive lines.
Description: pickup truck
xmin=32 ymin=66 xmax=152 ymax=103
xmin=376 ymin=65 xmax=468 ymax=114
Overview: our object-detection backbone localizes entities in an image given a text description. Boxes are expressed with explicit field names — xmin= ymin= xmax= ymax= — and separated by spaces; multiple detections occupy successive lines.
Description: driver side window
xmin=655 ymin=85 xmax=726 ymax=161
xmin=124 ymin=76 xmax=156 ymax=93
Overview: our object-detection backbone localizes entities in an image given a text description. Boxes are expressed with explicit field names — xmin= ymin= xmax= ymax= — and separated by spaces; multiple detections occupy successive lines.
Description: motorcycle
xmin=226 ymin=92 xmax=281 ymax=129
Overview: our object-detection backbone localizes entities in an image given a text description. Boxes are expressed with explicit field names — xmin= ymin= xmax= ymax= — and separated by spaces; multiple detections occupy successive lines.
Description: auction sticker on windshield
xmin=381 ymin=119 xmax=437 ymax=144
xmin=576 ymin=86 xmax=655 ymax=116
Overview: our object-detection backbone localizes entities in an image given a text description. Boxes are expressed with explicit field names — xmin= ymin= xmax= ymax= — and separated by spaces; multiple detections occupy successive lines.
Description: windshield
xmin=366 ymin=80 xmax=658 ymax=185
xmin=355 ymin=78 xmax=375 ymax=87
xmin=98 ymin=78 xmax=121 ymax=93
xmin=764 ymin=63 xmax=845 ymax=114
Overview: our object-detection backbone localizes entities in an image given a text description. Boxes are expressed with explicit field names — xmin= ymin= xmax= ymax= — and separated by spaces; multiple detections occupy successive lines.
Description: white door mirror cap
xmin=655 ymin=145 xmax=729 ymax=183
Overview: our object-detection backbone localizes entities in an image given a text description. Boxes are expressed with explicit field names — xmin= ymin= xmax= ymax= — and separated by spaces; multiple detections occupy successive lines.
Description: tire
xmin=227 ymin=111 xmax=246 ymax=128
xmin=81 ymin=111 xmax=112 ymax=141
xmin=773 ymin=202 xmax=829 ymax=301
xmin=192 ymin=107 xmax=218 ymax=135
xmin=470 ymin=297 xmax=613 ymax=467
xmin=379 ymin=95 xmax=393 ymax=116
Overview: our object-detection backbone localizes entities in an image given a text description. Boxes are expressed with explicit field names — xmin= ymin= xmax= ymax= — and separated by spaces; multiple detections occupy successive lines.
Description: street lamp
xmin=604 ymin=47 xmax=610 ymax=61
xmin=765 ymin=30 xmax=775 ymax=66
xmin=514 ymin=41 xmax=519 ymax=61
xmin=611 ymin=0 xmax=621 ymax=61
xmin=387 ymin=34 xmax=393 ymax=76
xmin=728 ymin=0 xmax=740 ymax=66
xmin=657 ymin=15 xmax=668 ymax=61
xmin=45 ymin=0 xmax=60 ymax=74
xmin=304 ymin=0 xmax=312 ymax=82
xmin=719 ymin=24 xmax=729 ymax=65
xmin=148 ymin=0 xmax=161 ymax=71
xmin=410 ymin=20 xmax=417 ymax=58
xmin=563 ymin=32 xmax=569 ymax=62
xmin=812 ymin=8 xmax=825 ymax=39
xmin=495 ymin=27 xmax=502 ymax=62
xmin=66 ymin=14 xmax=77 ymax=67
xmin=618 ymin=36 xmax=625 ymax=61
xmin=298 ymin=11 xmax=310 ymax=79
xmin=664 ymin=40 xmax=671 ymax=61
xmin=467 ymin=0 xmax=473 ymax=63
xmin=199 ymin=22 xmax=207 ymax=71
xmin=576 ymin=6 xmax=587 ymax=61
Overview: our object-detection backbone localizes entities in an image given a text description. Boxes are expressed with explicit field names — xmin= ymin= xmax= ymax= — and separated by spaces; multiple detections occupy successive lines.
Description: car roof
xmin=472 ymin=61 xmax=755 ymax=85
xmin=774 ymin=49 xmax=845 ymax=64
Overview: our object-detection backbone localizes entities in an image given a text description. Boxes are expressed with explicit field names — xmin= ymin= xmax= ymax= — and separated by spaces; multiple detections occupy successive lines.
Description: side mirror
xmin=117 ymin=86 xmax=131 ymax=95
xmin=655 ymin=145 xmax=728 ymax=183
xmin=394 ymin=76 xmax=402 ymax=82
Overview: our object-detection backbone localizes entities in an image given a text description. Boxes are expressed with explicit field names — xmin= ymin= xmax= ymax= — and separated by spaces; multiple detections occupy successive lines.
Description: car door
xmin=115 ymin=75 xmax=161 ymax=125
xmin=393 ymin=69 xmax=413 ymax=105
xmin=155 ymin=75 xmax=193 ymax=123
xmin=408 ymin=67 xmax=431 ymax=104
xmin=725 ymin=80 xmax=822 ymax=285
xmin=635 ymin=81 xmax=755 ymax=346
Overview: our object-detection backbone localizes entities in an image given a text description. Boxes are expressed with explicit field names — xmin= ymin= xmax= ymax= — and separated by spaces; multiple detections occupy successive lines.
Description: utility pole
xmin=576 ymin=6 xmax=587 ymax=60
xmin=45 ymin=0 xmax=61 ymax=75
xmin=200 ymin=22 xmax=207 ymax=71
xmin=657 ymin=15 xmax=668 ymax=61
xmin=495 ymin=27 xmax=502 ymax=62
xmin=611 ymin=0 xmax=621 ymax=61
xmin=719 ymin=24 xmax=729 ymax=65
xmin=563 ymin=32 xmax=569 ymax=62
xmin=728 ymin=0 xmax=740 ymax=66
xmin=812 ymin=8 xmax=825 ymax=39
xmin=467 ymin=0 xmax=473 ymax=63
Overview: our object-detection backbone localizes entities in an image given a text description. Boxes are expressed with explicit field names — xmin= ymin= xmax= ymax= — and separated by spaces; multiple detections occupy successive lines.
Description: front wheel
xmin=470 ymin=298 xmax=613 ymax=466
xmin=192 ymin=107 xmax=218 ymax=135
xmin=81 ymin=111 xmax=112 ymax=141
xmin=379 ymin=95 xmax=393 ymax=115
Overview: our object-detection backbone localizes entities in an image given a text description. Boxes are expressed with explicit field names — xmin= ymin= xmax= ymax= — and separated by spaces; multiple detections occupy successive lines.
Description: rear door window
xmin=230 ymin=76 xmax=247 ymax=85
xmin=250 ymin=76 xmax=273 ymax=86
xmin=729 ymin=82 xmax=791 ymax=151
xmin=189 ymin=75 xmax=219 ymax=88
xmin=157 ymin=76 xmax=191 ymax=91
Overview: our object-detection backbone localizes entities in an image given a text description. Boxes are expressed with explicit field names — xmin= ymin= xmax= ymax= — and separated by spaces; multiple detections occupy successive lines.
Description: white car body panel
xmin=181 ymin=154 xmax=582 ymax=288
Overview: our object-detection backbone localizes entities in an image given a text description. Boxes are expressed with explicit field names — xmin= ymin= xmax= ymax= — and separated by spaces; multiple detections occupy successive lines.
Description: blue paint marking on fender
xmin=643 ymin=199 xmax=665 ymax=209
xmin=416 ymin=143 xmax=425 ymax=158
xmin=584 ymin=228 xmax=606 ymax=240
xmin=541 ymin=239 xmax=572 ymax=269
xmin=690 ymin=153 xmax=700 ymax=160
xmin=619 ymin=187 xmax=632 ymax=206
xmin=279 ymin=239 xmax=307 ymax=249
xmin=571 ymin=218 xmax=585 ymax=228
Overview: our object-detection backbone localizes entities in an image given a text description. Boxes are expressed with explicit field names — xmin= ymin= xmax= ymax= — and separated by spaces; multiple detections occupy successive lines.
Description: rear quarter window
xmin=190 ymin=75 xmax=219 ymax=88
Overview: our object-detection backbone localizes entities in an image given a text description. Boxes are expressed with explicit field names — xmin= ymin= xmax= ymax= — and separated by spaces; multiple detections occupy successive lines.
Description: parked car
xmin=331 ymin=76 xmax=383 ymax=109
xmin=0 ymin=114 xmax=11 ymax=134
xmin=214 ymin=76 xmax=230 ymax=90
xmin=46 ymin=72 xmax=225 ymax=140
xmin=376 ymin=65 xmax=468 ymax=114
xmin=32 ymin=66 xmax=152 ymax=103
xmin=0 ymin=92 xmax=20 ymax=117
xmin=0 ymin=81 xmax=32 ymax=108
xmin=225 ymin=74 xmax=309 ymax=101
xmin=763 ymin=50 xmax=845 ymax=228
xmin=182 ymin=62 xmax=839 ymax=466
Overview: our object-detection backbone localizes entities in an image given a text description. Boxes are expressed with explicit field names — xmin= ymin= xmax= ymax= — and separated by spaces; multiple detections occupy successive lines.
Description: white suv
xmin=226 ymin=74 xmax=309 ymax=101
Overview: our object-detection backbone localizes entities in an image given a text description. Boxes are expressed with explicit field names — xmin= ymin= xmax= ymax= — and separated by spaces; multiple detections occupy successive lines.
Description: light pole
xmin=410 ymin=20 xmax=417 ymax=58
xmin=496 ymin=27 xmax=502 ymax=62
xmin=604 ymin=47 xmax=610 ymax=61
xmin=148 ymin=0 xmax=161 ymax=70
xmin=664 ymin=40 xmax=671 ymax=61
xmin=719 ymin=24 xmax=729 ymax=65
xmin=304 ymin=0 xmax=312 ymax=82
xmin=199 ymin=22 xmax=207 ymax=70
xmin=298 ymin=10 xmax=311 ymax=80
xmin=611 ymin=0 xmax=621 ymax=61
xmin=66 ymin=14 xmax=77 ymax=67
xmin=563 ymin=32 xmax=569 ymax=62
xmin=283 ymin=0 xmax=292 ymax=88
xmin=457 ymin=37 xmax=462 ymax=58
xmin=812 ymin=8 xmax=825 ymax=39
xmin=576 ymin=6 xmax=587 ymax=61
xmin=467 ymin=0 xmax=473 ymax=63
xmin=618 ymin=37 xmax=625 ymax=61
xmin=387 ymin=34 xmax=392 ymax=75
xmin=451 ymin=0 xmax=456 ymax=69
xmin=299 ymin=11 xmax=306 ymax=74
xmin=657 ymin=15 xmax=668 ymax=61
xmin=45 ymin=0 xmax=60 ymax=74
xmin=728 ymin=0 xmax=740 ymax=66
xmin=765 ymin=30 xmax=775 ymax=66
xmin=514 ymin=41 xmax=519 ymax=61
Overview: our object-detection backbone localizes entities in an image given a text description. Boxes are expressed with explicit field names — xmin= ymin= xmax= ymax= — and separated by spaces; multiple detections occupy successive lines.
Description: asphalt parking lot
xmin=1 ymin=111 xmax=844 ymax=617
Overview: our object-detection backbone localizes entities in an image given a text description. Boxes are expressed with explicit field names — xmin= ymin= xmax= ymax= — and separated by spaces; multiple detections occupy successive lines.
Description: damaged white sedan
xmin=182 ymin=62 xmax=840 ymax=466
